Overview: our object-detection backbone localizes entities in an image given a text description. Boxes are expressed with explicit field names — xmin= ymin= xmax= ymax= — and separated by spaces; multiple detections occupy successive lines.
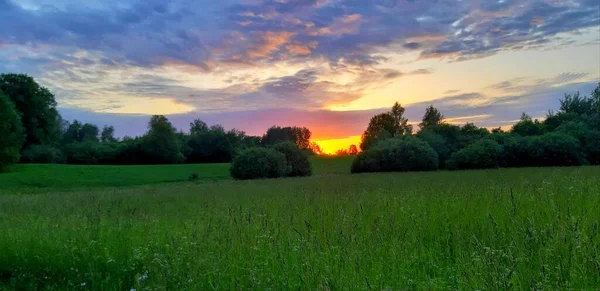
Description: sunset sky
xmin=1 ymin=0 xmax=599 ymax=153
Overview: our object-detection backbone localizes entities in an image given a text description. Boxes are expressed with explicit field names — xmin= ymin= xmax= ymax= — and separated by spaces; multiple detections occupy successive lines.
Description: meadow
xmin=0 ymin=158 xmax=599 ymax=290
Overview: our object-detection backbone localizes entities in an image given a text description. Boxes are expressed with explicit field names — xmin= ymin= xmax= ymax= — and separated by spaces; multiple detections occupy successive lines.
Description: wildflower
xmin=80 ymin=282 xmax=86 ymax=287
xmin=137 ymin=272 xmax=149 ymax=281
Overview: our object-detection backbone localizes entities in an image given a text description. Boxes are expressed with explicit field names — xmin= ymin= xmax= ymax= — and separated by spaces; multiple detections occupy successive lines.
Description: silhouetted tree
xmin=100 ymin=126 xmax=117 ymax=143
xmin=142 ymin=115 xmax=184 ymax=164
xmin=0 ymin=74 xmax=61 ymax=149
xmin=262 ymin=126 xmax=312 ymax=149
xmin=391 ymin=102 xmax=412 ymax=135
xmin=274 ymin=142 xmax=312 ymax=177
xmin=348 ymin=144 xmax=359 ymax=155
xmin=361 ymin=103 xmax=412 ymax=151
xmin=61 ymin=121 xmax=99 ymax=144
xmin=511 ymin=113 xmax=543 ymax=136
xmin=190 ymin=119 xmax=209 ymax=135
xmin=419 ymin=105 xmax=444 ymax=129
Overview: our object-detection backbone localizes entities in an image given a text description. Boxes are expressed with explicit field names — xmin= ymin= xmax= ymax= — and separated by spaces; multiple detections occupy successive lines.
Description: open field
xmin=0 ymin=156 xmax=354 ymax=193
xmin=1 ymin=159 xmax=599 ymax=289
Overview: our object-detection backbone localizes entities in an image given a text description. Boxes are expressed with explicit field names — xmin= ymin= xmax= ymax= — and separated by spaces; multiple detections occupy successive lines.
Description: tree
xmin=61 ymin=121 xmax=99 ymax=144
xmin=262 ymin=126 xmax=312 ymax=149
xmin=307 ymin=142 xmax=323 ymax=155
xmin=458 ymin=122 xmax=489 ymax=147
xmin=391 ymin=102 xmax=412 ymax=135
xmin=0 ymin=74 xmax=61 ymax=149
xmin=336 ymin=149 xmax=350 ymax=156
xmin=360 ymin=113 xmax=396 ymax=151
xmin=511 ymin=113 xmax=543 ymax=136
xmin=101 ymin=126 xmax=118 ymax=143
xmin=190 ymin=119 xmax=209 ymax=135
xmin=187 ymin=129 xmax=234 ymax=163
xmin=416 ymin=130 xmax=453 ymax=169
xmin=559 ymin=91 xmax=595 ymax=116
xmin=348 ymin=144 xmax=359 ymax=155
xmin=352 ymin=137 xmax=438 ymax=173
xmin=528 ymin=133 xmax=587 ymax=166
xmin=361 ymin=102 xmax=412 ymax=151
xmin=0 ymin=90 xmax=25 ymax=171
xmin=79 ymin=123 xmax=99 ymax=142
xmin=274 ymin=142 xmax=312 ymax=177
xmin=419 ymin=105 xmax=444 ymax=129
xmin=142 ymin=115 xmax=184 ymax=164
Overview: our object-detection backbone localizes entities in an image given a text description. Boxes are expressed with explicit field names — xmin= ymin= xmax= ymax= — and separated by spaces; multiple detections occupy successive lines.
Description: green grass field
xmin=1 ymin=158 xmax=599 ymax=289
xmin=0 ymin=156 xmax=354 ymax=193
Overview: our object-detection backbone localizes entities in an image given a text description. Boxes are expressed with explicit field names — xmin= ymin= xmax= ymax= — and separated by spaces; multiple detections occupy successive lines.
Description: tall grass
xmin=0 ymin=166 xmax=599 ymax=289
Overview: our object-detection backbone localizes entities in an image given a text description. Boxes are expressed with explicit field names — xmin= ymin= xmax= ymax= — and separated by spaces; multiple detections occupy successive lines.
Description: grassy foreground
xmin=0 ymin=161 xmax=599 ymax=289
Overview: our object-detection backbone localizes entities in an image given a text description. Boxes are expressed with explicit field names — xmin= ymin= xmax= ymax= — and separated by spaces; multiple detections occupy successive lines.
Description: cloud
xmin=1 ymin=0 xmax=598 ymax=132
xmin=57 ymin=78 xmax=599 ymax=140
xmin=3 ymin=0 xmax=596 ymax=70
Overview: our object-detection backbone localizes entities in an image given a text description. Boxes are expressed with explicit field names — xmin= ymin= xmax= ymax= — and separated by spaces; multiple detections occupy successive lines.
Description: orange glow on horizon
xmin=313 ymin=135 xmax=361 ymax=155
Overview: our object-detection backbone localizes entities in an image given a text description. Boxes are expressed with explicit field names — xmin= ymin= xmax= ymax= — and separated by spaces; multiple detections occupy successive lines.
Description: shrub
xmin=528 ymin=133 xmax=587 ymax=166
xmin=230 ymin=148 xmax=289 ymax=180
xmin=188 ymin=172 xmax=199 ymax=181
xmin=416 ymin=130 xmax=452 ymax=169
xmin=273 ymin=142 xmax=312 ymax=177
xmin=447 ymin=139 xmax=503 ymax=170
xmin=492 ymin=134 xmax=531 ymax=167
xmin=21 ymin=145 xmax=63 ymax=164
xmin=351 ymin=137 xmax=438 ymax=173
xmin=584 ymin=130 xmax=600 ymax=165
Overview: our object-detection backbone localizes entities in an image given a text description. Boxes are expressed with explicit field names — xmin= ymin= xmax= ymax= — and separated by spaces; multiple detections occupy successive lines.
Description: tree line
xmin=0 ymin=74 xmax=321 ymax=172
xmin=352 ymin=83 xmax=600 ymax=173
xmin=1 ymin=73 xmax=599 ymax=178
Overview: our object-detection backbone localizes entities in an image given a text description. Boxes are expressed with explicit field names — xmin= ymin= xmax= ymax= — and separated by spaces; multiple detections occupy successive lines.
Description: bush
xmin=273 ymin=142 xmax=312 ymax=177
xmin=188 ymin=172 xmax=199 ymax=181
xmin=351 ymin=137 xmax=438 ymax=173
xmin=584 ymin=130 xmax=600 ymax=165
xmin=528 ymin=133 xmax=587 ymax=166
xmin=447 ymin=139 xmax=503 ymax=170
xmin=21 ymin=145 xmax=63 ymax=164
xmin=416 ymin=130 xmax=452 ymax=169
xmin=230 ymin=148 xmax=289 ymax=180
xmin=492 ymin=134 xmax=531 ymax=167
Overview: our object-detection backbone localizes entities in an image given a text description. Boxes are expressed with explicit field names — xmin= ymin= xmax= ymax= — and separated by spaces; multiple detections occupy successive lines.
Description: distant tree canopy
xmin=0 ymin=90 xmax=25 ymax=172
xmin=262 ymin=126 xmax=312 ymax=149
xmin=0 ymin=74 xmax=61 ymax=149
xmin=101 ymin=126 xmax=118 ymax=143
xmin=353 ymin=83 xmax=600 ymax=173
xmin=419 ymin=105 xmax=444 ymax=129
xmin=143 ymin=115 xmax=185 ymax=164
xmin=360 ymin=102 xmax=412 ymax=151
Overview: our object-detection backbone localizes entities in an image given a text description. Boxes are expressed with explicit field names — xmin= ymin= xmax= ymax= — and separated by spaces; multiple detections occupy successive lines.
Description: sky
xmin=1 ymin=0 xmax=599 ymax=154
